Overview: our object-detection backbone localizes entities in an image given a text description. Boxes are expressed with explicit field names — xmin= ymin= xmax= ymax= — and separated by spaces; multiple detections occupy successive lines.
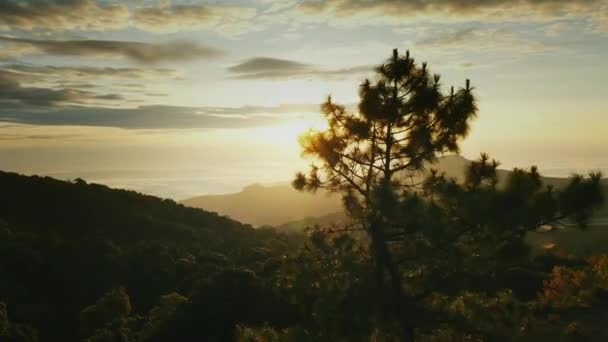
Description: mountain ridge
xmin=182 ymin=155 xmax=608 ymax=227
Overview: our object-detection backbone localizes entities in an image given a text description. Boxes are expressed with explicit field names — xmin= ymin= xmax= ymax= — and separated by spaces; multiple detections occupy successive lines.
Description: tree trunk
xmin=370 ymin=220 xmax=415 ymax=341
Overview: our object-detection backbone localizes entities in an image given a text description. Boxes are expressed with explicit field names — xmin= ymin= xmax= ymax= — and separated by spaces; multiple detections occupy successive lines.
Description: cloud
xmin=0 ymin=73 xmax=122 ymax=106
xmin=228 ymin=57 xmax=311 ymax=74
xmin=56 ymin=83 xmax=98 ymax=89
xmin=543 ymin=22 xmax=575 ymax=37
xmin=0 ymin=64 xmax=180 ymax=96
xmin=26 ymin=134 xmax=77 ymax=140
xmin=297 ymin=0 xmax=605 ymax=23
xmin=0 ymin=44 xmax=37 ymax=61
xmin=228 ymin=57 xmax=372 ymax=80
xmin=0 ymin=132 xmax=81 ymax=141
xmin=416 ymin=28 xmax=557 ymax=54
xmin=0 ymin=0 xmax=603 ymax=38
xmin=259 ymin=0 xmax=298 ymax=14
xmin=0 ymin=0 xmax=129 ymax=32
xmin=0 ymin=103 xmax=323 ymax=129
xmin=117 ymin=83 xmax=146 ymax=88
xmin=0 ymin=36 xmax=223 ymax=64
xmin=0 ymin=1 xmax=260 ymax=36
xmin=201 ymin=103 xmax=322 ymax=115
xmin=590 ymin=3 xmax=608 ymax=32
xmin=416 ymin=27 xmax=480 ymax=47
xmin=1 ymin=64 xmax=180 ymax=81
xmin=132 ymin=4 xmax=258 ymax=36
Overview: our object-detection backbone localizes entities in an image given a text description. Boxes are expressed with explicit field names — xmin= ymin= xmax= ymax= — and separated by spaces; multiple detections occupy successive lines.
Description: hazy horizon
xmin=3 ymin=154 xmax=606 ymax=200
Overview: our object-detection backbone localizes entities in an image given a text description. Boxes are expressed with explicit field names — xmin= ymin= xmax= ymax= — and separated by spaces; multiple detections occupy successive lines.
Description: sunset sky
xmin=0 ymin=0 xmax=607 ymax=199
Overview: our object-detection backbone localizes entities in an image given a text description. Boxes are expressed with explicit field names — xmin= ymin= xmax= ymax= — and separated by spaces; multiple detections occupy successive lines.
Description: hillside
xmin=269 ymin=212 xmax=350 ymax=233
xmin=181 ymin=182 xmax=343 ymax=227
xmin=182 ymin=155 xmax=608 ymax=227
xmin=180 ymin=156 xmax=474 ymax=226
xmin=0 ymin=171 xmax=301 ymax=341
xmin=0 ymin=171 xmax=298 ymax=253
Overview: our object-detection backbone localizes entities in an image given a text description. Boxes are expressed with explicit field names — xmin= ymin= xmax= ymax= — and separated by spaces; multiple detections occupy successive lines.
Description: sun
xmin=243 ymin=113 xmax=328 ymax=149
xmin=284 ymin=114 xmax=329 ymax=138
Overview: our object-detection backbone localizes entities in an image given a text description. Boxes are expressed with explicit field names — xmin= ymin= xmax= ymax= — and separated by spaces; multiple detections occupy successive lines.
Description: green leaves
xmin=465 ymin=153 xmax=499 ymax=188
xmin=291 ymin=172 xmax=307 ymax=191
xmin=0 ymin=302 xmax=38 ymax=342
xmin=272 ymin=230 xmax=380 ymax=340
xmin=558 ymin=172 xmax=605 ymax=227
xmin=79 ymin=287 xmax=132 ymax=338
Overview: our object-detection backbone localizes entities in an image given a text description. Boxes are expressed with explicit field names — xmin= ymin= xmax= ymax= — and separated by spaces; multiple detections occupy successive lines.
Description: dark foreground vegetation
xmin=1 ymin=50 xmax=607 ymax=341
xmin=0 ymin=168 xmax=607 ymax=341
xmin=0 ymin=170 xmax=302 ymax=341
xmin=0 ymin=167 xmax=608 ymax=341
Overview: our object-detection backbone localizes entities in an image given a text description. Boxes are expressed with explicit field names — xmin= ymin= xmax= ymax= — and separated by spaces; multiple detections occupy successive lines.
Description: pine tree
xmin=294 ymin=49 xmax=604 ymax=340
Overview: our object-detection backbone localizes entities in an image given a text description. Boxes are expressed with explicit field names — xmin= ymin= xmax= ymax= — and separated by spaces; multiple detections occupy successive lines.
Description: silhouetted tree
xmin=0 ymin=302 xmax=37 ymax=342
xmin=294 ymin=48 xmax=477 ymax=339
xmin=80 ymin=287 xmax=131 ymax=340
xmin=294 ymin=49 xmax=604 ymax=340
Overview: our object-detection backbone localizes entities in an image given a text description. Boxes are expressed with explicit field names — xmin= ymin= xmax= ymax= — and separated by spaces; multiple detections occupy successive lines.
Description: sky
xmin=0 ymin=0 xmax=607 ymax=199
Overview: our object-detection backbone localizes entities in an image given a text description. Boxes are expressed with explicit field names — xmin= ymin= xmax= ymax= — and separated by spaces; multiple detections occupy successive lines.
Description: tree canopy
xmin=293 ymin=49 xmax=605 ymax=340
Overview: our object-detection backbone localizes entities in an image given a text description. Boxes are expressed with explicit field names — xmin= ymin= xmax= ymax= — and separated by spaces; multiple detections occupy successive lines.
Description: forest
xmin=1 ymin=50 xmax=607 ymax=342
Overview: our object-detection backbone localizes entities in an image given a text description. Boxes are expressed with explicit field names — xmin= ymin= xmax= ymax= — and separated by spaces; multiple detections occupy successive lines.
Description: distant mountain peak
xmin=242 ymin=183 xmax=266 ymax=192
xmin=438 ymin=154 xmax=470 ymax=162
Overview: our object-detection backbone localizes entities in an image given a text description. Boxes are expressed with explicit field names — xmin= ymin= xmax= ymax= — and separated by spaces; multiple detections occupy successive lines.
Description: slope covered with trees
xmin=0 ymin=171 xmax=302 ymax=341
xmin=181 ymin=182 xmax=342 ymax=227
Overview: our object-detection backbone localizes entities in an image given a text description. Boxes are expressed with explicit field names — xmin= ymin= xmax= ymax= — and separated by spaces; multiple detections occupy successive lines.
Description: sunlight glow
xmin=242 ymin=113 xmax=329 ymax=150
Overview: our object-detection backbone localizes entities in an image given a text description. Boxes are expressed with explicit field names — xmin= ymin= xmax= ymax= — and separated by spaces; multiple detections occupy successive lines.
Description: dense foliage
xmin=0 ymin=171 xmax=302 ymax=341
xmin=0 ymin=166 xmax=606 ymax=341
xmin=291 ymin=50 xmax=605 ymax=340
